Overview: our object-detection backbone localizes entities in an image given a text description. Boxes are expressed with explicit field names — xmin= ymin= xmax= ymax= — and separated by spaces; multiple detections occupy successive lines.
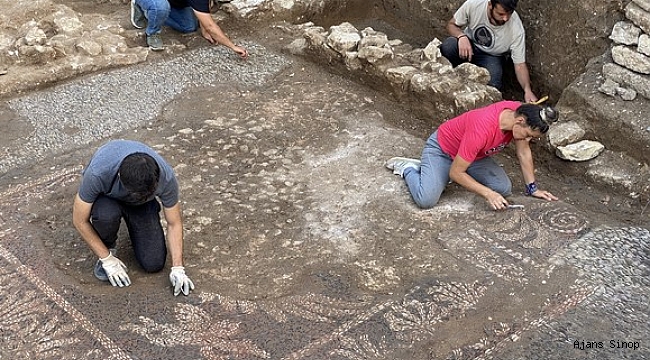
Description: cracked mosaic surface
xmin=0 ymin=140 xmax=596 ymax=360
xmin=0 ymin=53 xmax=646 ymax=359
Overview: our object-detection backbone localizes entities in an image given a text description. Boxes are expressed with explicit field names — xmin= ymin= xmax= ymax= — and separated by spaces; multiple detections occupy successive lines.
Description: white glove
xmin=169 ymin=266 xmax=195 ymax=296
xmin=100 ymin=253 xmax=131 ymax=287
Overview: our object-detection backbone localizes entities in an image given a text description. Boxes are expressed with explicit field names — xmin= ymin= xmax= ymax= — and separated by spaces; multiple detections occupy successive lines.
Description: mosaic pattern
xmin=428 ymin=201 xmax=590 ymax=284
xmin=0 ymin=242 xmax=132 ymax=360
xmin=119 ymin=281 xmax=488 ymax=359
xmin=0 ymin=90 xmax=602 ymax=359
xmin=0 ymin=167 xmax=133 ymax=360
xmin=450 ymin=287 xmax=595 ymax=360
xmin=121 ymin=303 xmax=270 ymax=359
xmin=0 ymin=160 xmax=597 ymax=359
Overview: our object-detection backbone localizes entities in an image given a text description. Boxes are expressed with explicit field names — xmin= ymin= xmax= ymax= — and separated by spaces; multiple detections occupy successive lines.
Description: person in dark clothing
xmin=130 ymin=0 xmax=248 ymax=58
xmin=72 ymin=139 xmax=195 ymax=296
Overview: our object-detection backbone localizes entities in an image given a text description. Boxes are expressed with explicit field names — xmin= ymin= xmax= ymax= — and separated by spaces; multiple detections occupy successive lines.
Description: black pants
xmin=90 ymin=196 xmax=166 ymax=272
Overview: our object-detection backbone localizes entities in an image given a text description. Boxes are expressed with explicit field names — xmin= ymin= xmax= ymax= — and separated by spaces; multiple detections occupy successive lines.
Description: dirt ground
xmin=1 ymin=1 xmax=649 ymax=360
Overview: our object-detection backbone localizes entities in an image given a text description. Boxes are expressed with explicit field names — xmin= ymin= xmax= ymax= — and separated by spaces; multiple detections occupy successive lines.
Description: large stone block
xmin=359 ymin=28 xmax=389 ymax=48
xmin=357 ymin=45 xmax=393 ymax=64
xmin=48 ymin=34 xmax=77 ymax=55
xmin=326 ymin=22 xmax=360 ymax=55
xmin=271 ymin=0 xmax=295 ymax=11
xmin=556 ymin=140 xmax=605 ymax=161
xmin=106 ymin=49 xmax=149 ymax=65
xmin=409 ymin=73 xmax=434 ymax=93
xmin=303 ymin=26 xmax=327 ymax=48
xmin=453 ymin=84 xmax=500 ymax=111
xmin=422 ymin=38 xmax=442 ymax=62
xmin=603 ymin=62 xmax=650 ymax=99
xmin=90 ymin=30 xmax=128 ymax=55
xmin=639 ymin=34 xmax=650 ymax=56
xmin=625 ymin=2 xmax=650 ymax=34
xmin=548 ymin=121 xmax=586 ymax=148
xmin=611 ymin=45 xmax=650 ymax=74
xmin=343 ymin=51 xmax=362 ymax=71
xmin=17 ymin=44 xmax=57 ymax=64
xmin=385 ymin=66 xmax=419 ymax=89
xmin=586 ymin=150 xmax=645 ymax=190
xmin=633 ymin=0 xmax=650 ymax=12
xmin=598 ymin=77 xmax=618 ymax=96
xmin=454 ymin=62 xmax=490 ymax=85
xmin=75 ymin=38 xmax=102 ymax=56
xmin=421 ymin=61 xmax=453 ymax=74
xmin=609 ymin=21 xmax=642 ymax=45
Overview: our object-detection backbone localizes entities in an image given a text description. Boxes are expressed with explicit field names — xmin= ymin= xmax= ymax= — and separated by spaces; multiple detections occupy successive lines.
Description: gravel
xmin=4 ymin=42 xmax=289 ymax=174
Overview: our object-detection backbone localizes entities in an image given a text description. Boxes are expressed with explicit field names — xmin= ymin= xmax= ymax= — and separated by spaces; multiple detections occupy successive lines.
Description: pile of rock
xmin=549 ymin=0 xmax=650 ymax=163
xmin=279 ymin=20 xmax=613 ymax=163
xmin=0 ymin=0 xmax=147 ymax=96
xmin=540 ymin=0 xmax=650 ymax=200
xmin=599 ymin=0 xmax=650 ymax=101
xmin=547 ymin=121 xmax=604 ymax=162
xmin=285 ymin=21 xmax=501 ymax=120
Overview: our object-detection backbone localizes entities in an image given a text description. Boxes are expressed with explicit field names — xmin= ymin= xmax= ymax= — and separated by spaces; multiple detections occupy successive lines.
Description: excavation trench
xmin=0 ymin=1 xmax=649 ymax=359
xmin=287 ymin=0 xmax=649 ymax=203
xmin=303 ymin=0 xmax=619 ymax=101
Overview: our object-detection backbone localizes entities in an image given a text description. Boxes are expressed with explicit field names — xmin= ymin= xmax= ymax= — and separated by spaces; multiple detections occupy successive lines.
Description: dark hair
xmin=119 ymin=153 xmax=160 ymax=196
xmin=491 ymin=0 xmax=518 ymax=12
xmin=515 ymin=104 xmax=558 ymax=134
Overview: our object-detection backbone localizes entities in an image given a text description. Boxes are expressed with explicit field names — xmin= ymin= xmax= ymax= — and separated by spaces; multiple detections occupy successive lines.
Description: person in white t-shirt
xmin=439 ymin=0 xmax=538 ymax=103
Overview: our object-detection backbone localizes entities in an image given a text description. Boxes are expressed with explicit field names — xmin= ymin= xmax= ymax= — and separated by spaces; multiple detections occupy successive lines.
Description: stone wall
xmin=283 ymin=21 xmax=501 ymax=122
xmin=283 ymin=0 xmax=623 ymax=102
xmin=600 ymin=0 xmax=650 ymax=100
xmin=0 ymin=0 xmax=148 ymax=96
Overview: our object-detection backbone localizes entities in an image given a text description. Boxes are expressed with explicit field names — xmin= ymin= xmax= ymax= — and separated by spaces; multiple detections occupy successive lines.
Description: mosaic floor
xmin=0 ymin=159 xmax=599 ymax=360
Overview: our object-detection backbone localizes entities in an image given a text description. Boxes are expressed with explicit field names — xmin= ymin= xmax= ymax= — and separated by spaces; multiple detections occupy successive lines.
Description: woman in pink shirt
xmin=386 ymin=101 xmax=558 ymax=210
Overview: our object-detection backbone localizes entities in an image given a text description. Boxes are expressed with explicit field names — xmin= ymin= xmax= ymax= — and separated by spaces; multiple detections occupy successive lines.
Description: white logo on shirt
xmin=473 ymin=26 xmax=494 ymax=48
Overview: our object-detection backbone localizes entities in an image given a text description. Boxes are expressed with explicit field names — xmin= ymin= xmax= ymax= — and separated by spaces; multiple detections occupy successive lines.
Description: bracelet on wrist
xmin=525 ymin=182 xmax=538 ymax=196
xmin=457 ymin=34 xmax=468 ymax=40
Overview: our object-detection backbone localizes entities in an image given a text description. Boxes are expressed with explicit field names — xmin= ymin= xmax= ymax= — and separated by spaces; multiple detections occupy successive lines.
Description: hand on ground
xmin=486 ymin=191 xmax=508 ymax=210
xmin=531 ymin=189 xmax=558 ymax=201
xmin=100 ymin=253 xmax=131 ymax=287
xmin=169 ymin=266 xmax=195 ymax=296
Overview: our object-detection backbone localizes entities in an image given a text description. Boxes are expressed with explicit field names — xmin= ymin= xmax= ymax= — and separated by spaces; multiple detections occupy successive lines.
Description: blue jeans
xmin=135 ymin=0 xmax=198 ymax=35
xmin=439 ymin=36 xmax=505 ymax=90
xmin=403 ymin=131 xmax=512 ymax=208
xmin=90 ymin=195 xmax=167 ymax=272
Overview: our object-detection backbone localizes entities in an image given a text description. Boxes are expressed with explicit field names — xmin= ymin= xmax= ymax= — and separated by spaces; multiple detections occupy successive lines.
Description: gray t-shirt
xmin=454 ymin=0 xmax=527 ymax=63
xmin=78 ymin=140 xmax=179 ymax=208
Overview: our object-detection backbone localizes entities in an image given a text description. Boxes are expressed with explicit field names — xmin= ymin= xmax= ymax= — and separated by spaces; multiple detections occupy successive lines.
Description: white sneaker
xmin=385 ymin=157 xmax=421 ymax=177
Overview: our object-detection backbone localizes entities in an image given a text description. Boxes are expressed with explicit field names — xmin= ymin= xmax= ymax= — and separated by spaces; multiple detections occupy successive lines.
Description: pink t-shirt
xmin=438 ymin=100 xmax=520 ymax=163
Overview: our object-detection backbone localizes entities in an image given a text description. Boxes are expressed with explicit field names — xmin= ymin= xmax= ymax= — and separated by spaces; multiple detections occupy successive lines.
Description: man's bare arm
xmin=446 ymin=18 xmax=473 ymax=61
xmin=514 ymin=62 xmax=537 ymax=103
xmin=72 ymin=193 xmax=110 ymax=258
xmin=163 ymin=202 xmax=184 ymax=267
xmin=446 ymin=18 xmax=465 ymax=38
